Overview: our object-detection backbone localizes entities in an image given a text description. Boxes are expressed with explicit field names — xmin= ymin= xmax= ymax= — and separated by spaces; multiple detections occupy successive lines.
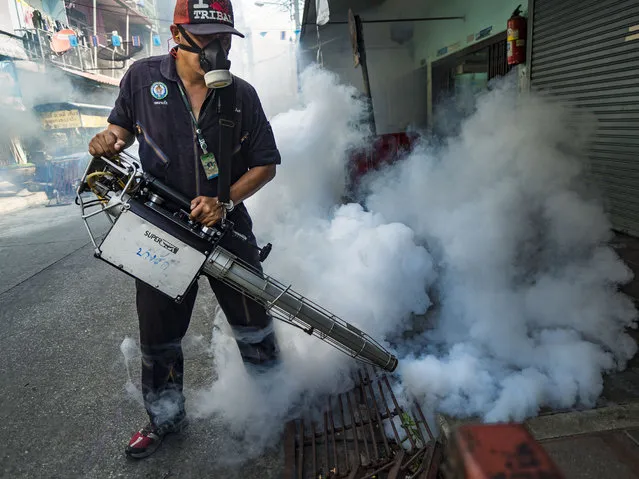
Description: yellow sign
xmin=80 ymin=114 xmax=108 ymax=128
xmin=40 ymin=109 xmax=82 ymax=129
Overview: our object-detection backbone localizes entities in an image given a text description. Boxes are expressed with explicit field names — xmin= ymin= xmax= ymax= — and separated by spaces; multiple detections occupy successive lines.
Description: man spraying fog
xmin=88 ymin=0 xmax=281 ymax=459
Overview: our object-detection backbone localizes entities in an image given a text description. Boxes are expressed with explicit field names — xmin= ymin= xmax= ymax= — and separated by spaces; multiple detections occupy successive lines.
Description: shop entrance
xmin=431 ymin=32 xmax=512 ymax=136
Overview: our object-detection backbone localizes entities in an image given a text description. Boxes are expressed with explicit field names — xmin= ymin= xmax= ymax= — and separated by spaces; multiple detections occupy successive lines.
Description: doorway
xmin=431 ymin=31 xmax=511 ymax=136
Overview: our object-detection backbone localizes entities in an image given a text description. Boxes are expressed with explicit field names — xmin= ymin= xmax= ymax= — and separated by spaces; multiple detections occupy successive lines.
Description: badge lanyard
xmin=177 ymin=83 xmax=219 ymax=180
xmin=177 ymin=82 xmax=210 ymax=154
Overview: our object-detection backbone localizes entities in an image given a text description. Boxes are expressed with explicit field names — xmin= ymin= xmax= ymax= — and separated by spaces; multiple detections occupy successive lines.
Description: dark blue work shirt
xmin=107 ymin=52 xmax=281 ymax=226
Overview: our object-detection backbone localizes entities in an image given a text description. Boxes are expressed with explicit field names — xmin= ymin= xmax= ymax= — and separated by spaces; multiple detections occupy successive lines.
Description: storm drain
xmin=283 ymin=366 xmax=443 ymax=479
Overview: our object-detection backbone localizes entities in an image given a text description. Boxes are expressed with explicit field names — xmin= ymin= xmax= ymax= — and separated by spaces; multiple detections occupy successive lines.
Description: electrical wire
xmin=85 ymin=171 xmax=126 ymax=202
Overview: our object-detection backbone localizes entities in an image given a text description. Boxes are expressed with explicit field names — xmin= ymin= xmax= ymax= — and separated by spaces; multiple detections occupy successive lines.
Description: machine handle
xmin=259 ymin=243 xmax=272 ymax=262
xmin=143 ymin=173 xmax=192 ymax=211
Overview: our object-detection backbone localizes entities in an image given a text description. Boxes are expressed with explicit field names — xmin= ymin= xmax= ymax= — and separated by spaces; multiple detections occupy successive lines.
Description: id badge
xmin=200 ymin=152 xmax=219 ymax=180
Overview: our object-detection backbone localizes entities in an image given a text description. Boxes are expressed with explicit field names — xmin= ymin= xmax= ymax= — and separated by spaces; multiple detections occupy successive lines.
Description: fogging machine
xmin=76 ymin=151 xmax=398 ymax=372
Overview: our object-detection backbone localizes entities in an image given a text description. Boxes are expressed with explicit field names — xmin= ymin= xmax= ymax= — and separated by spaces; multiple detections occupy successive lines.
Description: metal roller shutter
xmin=529 ymin=0 xmax=639 ymax=235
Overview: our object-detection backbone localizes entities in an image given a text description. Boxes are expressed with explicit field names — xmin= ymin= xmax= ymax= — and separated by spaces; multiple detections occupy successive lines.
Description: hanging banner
xmin=348 ymin=9 xmax=359 ymax=67
xmin=152 ymin=34 xmax=161 ymax=46
xmin=41 ymin=0 xmax=69 ymax=24
xmin=316 ymin=0 xmax=329 ymax=26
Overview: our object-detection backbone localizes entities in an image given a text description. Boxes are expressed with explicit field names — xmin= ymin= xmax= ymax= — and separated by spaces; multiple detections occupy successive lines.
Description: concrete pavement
xmin=0 ymin=190 xmax=48 ymax=216
xmin=0 ymin=204 xmax=90 ymax=294
xmin=0 ymin=205 xmax=284 ymax=478
xmin=3 ymin=204 xmax=639 ymax=479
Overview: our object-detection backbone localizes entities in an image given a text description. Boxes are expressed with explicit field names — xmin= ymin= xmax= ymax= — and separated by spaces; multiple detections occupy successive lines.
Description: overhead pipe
xmin=326 ymin=16 xmax=465 ymax=25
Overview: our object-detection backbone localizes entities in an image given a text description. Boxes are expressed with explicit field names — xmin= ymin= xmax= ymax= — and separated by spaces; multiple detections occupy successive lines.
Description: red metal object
xmin=507 ymin=6 xmax=527 ymax=65
xmin=348 ymin=132 xmax=417 ymax=189
xmin=453 ymin=424 xmax=564 ymax=479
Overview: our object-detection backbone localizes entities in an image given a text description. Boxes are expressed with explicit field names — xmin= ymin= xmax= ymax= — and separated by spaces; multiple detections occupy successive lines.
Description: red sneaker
xmin=125 ymin=423 xmax=163 ymax=459
xmin=125 ymin=416 xmax=188 ymax=459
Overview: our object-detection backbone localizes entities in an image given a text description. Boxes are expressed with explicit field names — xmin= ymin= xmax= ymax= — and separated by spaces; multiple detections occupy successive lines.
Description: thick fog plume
xmin=190 ymin=67 xmax=434 ymax=459
xmin=119 ymin=66 xmax=637 ymax=459
xmin=366 ymin=79 xmax=638 ymax=422
xmin=0 ymin=64 xmax=117 ymax=185
xmin=0 ymin=66 xmax=114 ymax=140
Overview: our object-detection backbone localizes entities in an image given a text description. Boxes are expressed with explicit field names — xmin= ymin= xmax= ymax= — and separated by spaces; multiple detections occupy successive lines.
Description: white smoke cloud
xmin=191 ymin=66 xmax=434 ymax=458
xmin=366 ymin=79 xmax=638 ymax=422
xmin=0 ymin=61 xmax=117 ymax=187
xmin=187 ymin=66 xmax=637 ymax=455
xmin=120 ymin=336 xmax=145 ymax=405
xmin=0 ymin=64 xmax=114 ymax=139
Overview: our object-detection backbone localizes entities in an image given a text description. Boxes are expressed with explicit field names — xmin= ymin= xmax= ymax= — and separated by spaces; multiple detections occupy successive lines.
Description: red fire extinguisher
xmin=507 ymin=5 xmax=527 ymax=65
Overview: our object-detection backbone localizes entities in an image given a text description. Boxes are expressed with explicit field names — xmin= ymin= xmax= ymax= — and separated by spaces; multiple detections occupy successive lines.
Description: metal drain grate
xmin=283 ymin=366 xmax=443 ymax=479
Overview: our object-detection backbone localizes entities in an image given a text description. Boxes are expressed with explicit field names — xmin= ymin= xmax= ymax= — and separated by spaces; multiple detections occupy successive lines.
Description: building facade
xmin=0 ymin=0 xmax=158 ymax=179
xmin=299 ymin=0 xmax=521 ymax=136
xmin=301 ymin=0 xmax=639 ymax=239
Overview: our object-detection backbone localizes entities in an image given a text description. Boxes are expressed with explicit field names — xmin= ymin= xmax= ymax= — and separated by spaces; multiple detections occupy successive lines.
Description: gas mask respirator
xmin=177 ymin=26 xmax=232 ymax=89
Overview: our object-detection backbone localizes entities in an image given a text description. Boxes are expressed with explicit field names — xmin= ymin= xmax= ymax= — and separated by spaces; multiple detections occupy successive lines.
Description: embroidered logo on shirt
xmin=150 ymin=82 xmax=168 ymax=100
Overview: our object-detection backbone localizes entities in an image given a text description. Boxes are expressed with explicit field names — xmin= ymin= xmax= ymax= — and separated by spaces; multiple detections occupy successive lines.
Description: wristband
xmin=218 ymin=199 xmax=234 ymax=212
